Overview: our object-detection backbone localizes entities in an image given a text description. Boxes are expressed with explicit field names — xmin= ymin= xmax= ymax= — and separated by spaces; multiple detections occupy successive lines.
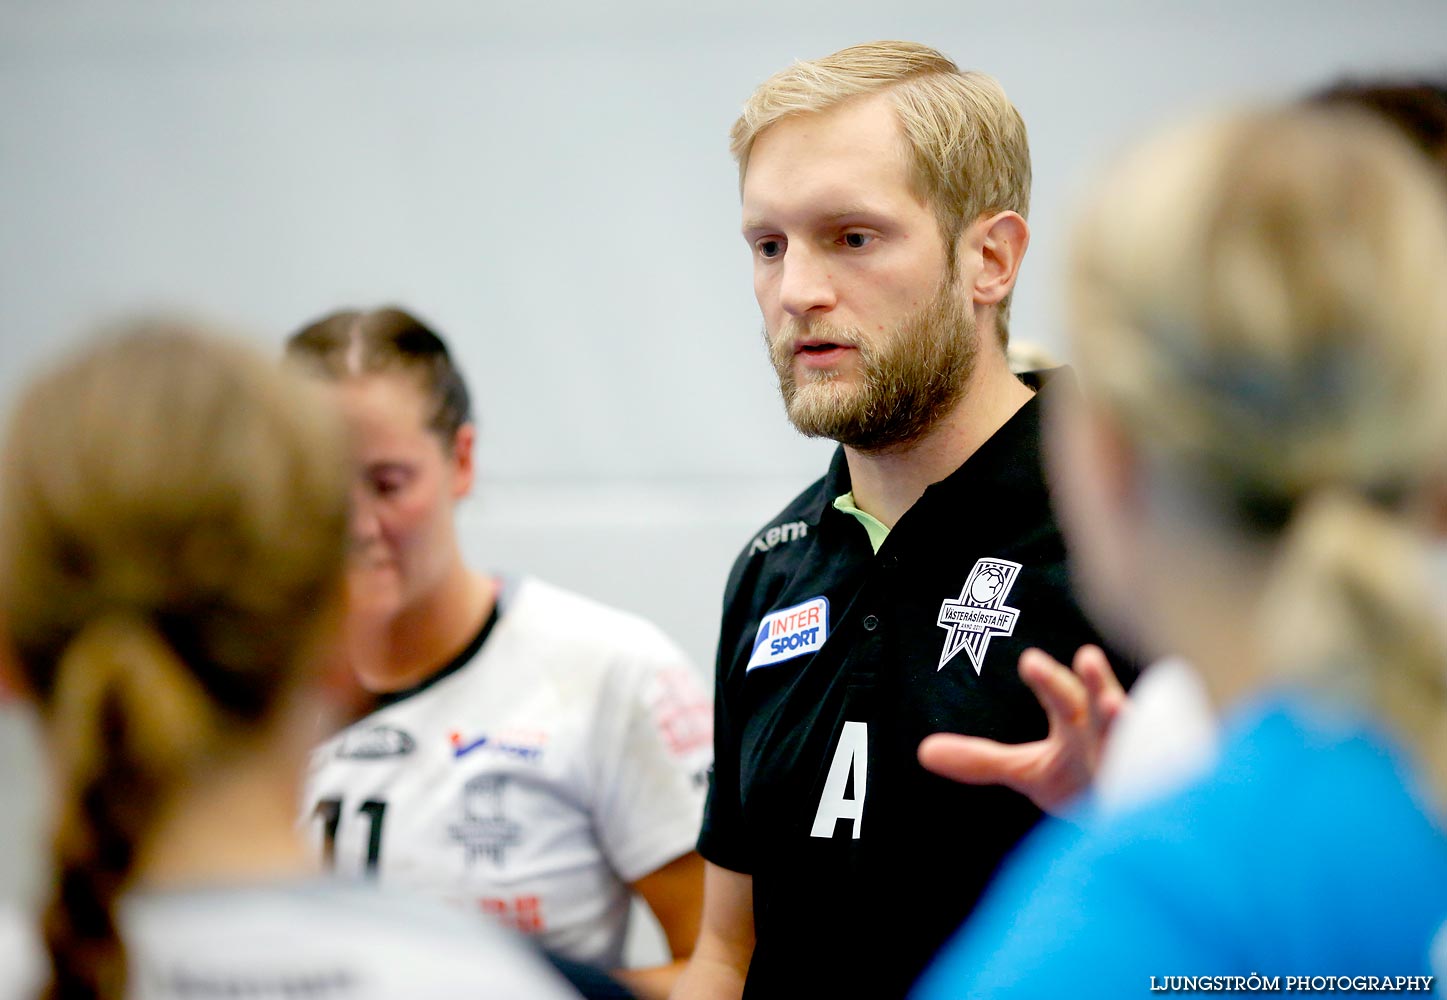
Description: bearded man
xmin=673 ymin=41 xmax=1136 ymax=1000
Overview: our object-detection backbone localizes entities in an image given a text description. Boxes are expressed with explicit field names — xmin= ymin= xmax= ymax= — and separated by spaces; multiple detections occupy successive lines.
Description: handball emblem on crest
xmin=936 ymin=558 xmax=1023 ymax=675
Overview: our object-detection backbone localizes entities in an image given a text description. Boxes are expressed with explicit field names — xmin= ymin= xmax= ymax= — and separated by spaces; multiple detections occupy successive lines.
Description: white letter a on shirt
xmin=810 ymin=721 xmax=867 ymax=839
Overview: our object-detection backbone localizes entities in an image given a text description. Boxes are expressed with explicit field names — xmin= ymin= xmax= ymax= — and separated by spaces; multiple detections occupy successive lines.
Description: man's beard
xmin=767 ymin=281 xmax=978 ymax=453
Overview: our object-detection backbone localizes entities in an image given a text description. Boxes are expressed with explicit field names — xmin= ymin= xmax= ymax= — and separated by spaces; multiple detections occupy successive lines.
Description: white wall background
xmin=1 ymin=0 xmax=1444 ymax=949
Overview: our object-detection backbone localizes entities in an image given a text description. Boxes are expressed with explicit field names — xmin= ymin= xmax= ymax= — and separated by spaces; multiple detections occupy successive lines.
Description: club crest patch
xmin=746 ymin=596 xmax=829 ymax=671
xmin=449 ymin=774 xmax=522 ymax=867
xmin=936 ymin=558 xmax=1022 ymax=675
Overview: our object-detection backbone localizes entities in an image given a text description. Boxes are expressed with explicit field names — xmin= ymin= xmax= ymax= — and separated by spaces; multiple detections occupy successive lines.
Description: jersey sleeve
xmin=587 ymin=637 xmax=713 ymax=884
xmin=696 ymin=550 xmax=756 ymax=875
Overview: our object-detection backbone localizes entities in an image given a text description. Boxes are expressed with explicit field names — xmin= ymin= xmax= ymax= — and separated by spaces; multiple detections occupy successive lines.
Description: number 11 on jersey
xmin=314 ymin=797 xmax=388 ymax=874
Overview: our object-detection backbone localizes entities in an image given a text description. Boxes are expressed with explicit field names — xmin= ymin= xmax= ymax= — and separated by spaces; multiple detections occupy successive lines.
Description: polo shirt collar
xmin=811 ymin=367 xmax=1066 ymax=534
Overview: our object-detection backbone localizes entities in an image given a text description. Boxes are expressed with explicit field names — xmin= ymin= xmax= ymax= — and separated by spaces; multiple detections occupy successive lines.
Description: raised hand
xmin=917 ymin=645 xmax=1127 ymax=813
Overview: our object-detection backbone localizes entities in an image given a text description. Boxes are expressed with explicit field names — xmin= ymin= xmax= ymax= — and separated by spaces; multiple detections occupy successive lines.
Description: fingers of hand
xmin=917 ymin=732 xmax=1034 ymax=789
xmin=1074 ymin=644 xmax=1127 ymax=733
xmin=1018 ymin=647 xmax=1088 ymax=732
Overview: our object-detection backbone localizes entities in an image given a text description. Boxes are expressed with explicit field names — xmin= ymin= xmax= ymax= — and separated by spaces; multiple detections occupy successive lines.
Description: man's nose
xmin=778 ymin=246 xmax=838 ymax=318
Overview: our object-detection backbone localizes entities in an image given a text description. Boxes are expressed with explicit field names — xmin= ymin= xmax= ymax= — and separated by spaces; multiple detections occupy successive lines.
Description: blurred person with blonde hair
xmin=1074 ymin=73 xmax=1447 ymax=817
xmin=914 ymin=105 xmax=1447 ymax=997
xmin=0 ymin=324 xmax=579 ymax=1000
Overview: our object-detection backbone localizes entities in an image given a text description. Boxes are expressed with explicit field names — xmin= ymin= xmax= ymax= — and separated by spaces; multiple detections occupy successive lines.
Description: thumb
xmin=918 ymin=732 xmax=1033 ymax=789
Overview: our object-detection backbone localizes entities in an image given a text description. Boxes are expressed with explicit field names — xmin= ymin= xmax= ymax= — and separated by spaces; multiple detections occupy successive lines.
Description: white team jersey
xmin=303 ymin=577 xmax=713 ymax=968
xmin=0 ymin=882 xmax=579 ymax=999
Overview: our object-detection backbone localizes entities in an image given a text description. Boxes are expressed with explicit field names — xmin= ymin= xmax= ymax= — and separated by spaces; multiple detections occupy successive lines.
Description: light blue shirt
xmin=913 ymin=693 xmax=1447 ymax=998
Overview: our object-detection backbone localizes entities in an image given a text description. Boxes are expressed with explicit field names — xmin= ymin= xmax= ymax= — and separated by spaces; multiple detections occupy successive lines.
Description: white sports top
xmin=303 ymin=577 xmax=713 ymax=968
xmin=0 ymin=881 xmax=579 ymax=999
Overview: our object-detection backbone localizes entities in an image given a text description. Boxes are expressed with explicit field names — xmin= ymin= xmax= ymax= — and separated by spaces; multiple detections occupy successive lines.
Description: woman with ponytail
xmin=285 ymin=308 xmax=709 ymax=999
xmin=0 ymin=324 xmax=579 ymax=999
xmin=913 ymin=107 xmax=1447 ymax=997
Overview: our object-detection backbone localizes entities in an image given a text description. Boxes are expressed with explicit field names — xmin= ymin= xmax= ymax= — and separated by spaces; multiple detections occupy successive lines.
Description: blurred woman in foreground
xmin=0 ymin=325 xmax=577 ymax=999
xmin=916 ymin=107 xmax=1447 ymax=996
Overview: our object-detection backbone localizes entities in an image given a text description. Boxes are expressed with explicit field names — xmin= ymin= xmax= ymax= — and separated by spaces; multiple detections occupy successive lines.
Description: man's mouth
xmin=795 ymin=339 xmax=855 ymax=355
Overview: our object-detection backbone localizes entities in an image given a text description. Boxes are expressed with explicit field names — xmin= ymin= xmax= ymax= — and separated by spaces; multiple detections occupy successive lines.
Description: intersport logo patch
xmin=746 ymin=596 xmax=829 ymax=672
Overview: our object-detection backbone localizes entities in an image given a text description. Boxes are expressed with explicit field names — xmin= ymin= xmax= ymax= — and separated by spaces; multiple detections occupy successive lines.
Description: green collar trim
xmin=832 ymin=491 xmax=890 ymax=554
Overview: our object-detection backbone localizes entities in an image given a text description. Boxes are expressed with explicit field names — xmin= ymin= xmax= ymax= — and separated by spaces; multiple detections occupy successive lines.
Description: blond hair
xmin=1069 ymin=108 xmax=1447 ymax=795
xmin=731 ymin=41 xmax=1031 ymax=342
xmin=0 ymin=323 xmax=351 ymax=1000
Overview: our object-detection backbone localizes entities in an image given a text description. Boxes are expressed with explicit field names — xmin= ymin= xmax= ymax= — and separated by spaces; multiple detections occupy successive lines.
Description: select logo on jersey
xmin=449 ymin=728 xmax=547 ymax=763
xmin=936 ymin=558 xmax=1022 ymax=675
xmin=335 ymin=725 xmax=415 ymax=760
xmin=746 ymin=596 xmax=829 ymax=672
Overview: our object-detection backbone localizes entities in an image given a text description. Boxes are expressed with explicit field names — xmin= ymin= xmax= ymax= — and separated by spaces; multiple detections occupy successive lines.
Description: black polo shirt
xmin=698 ymin=370 xmax=1134 ymax=999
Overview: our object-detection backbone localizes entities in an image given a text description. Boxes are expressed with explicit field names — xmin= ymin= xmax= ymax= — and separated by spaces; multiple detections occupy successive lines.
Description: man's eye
xmin=756 ymin=238 xmax=785 ymax=259
xmin=842 ymin=232 xmax=874 ymax=249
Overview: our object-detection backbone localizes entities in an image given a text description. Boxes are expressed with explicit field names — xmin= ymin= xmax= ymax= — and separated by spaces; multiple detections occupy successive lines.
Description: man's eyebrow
xmin=742 ymin=206 xmax=889 ymax=233
xmin=821 ymin=205 xmax=887 ymax=222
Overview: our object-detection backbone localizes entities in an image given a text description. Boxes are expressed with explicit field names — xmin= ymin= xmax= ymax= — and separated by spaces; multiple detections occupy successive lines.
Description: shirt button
xmin=862 ymin=615 xmax=879 ymax=631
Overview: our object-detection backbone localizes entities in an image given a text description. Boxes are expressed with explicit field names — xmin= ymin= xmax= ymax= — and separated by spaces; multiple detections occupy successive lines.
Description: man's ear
xmin=966 ymin=210 xmax=1030 ymax=308
xmin=451 ymin=422 xmax=476 ymax=501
